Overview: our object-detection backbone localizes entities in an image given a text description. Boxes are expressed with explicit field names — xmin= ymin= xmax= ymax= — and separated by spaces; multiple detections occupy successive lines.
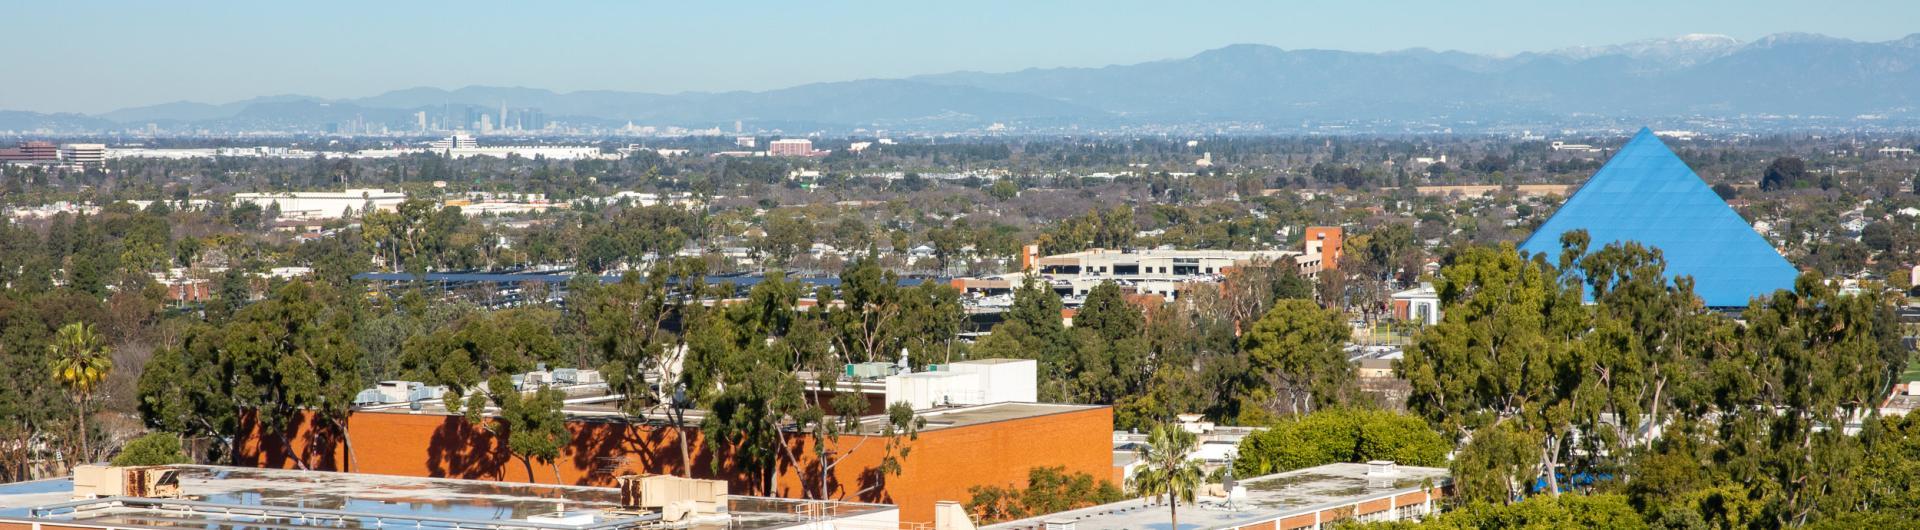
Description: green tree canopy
xmin=111 ymin=432 xmax=189 ymax=466
xmin=1240 ymin=299 xmax=1353 ymax=416
xmin=1234 ymin=409 xmax=1449 ymax=477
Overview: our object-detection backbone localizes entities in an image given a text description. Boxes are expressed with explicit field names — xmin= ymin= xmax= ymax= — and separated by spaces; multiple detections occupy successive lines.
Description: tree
xmin=1129 ymin=422 xmax=1205 ymax=530
xmin=973 ymin=276 xmax=1075 ymax=400
xmin=402 ymin=304 xmax=572 ymax=481
xmin=0 ymin=298 xmax=76 ymax=482
xmin=402 ymin=306 xmax=565 ymax=420
xmin=1716 ymin=272 xmax=1899 ymax=526
xmin=755 ymin=212 xmax=814 ymax=267
xmin=48 ymin=321 xmax=111 ymax=463
xmin=589 ymin=259 xmax=707 ymax=476
xmin=1060 ymin=281 xmax=1149 ymax=404
xmin=1233 ymin=409 xmax=1448 ymax=477
xmin=111 ymin=432 xmax=189 ymax=466
xmin=1377 ymin=494 xmax=1647 ymax=529
xmin=1398 ymin=243 xmax=1587 ymax=500
xmin=1712 ymin=182 xmax=1740 ymax=200
xmin=828 ymin=258 xmax=908 ymax=365
xmin=808 ymin=400 xmax=924 ymax=501
xmin=1364 ymin=223 xmax=1418 ymax=285
xmin=1568 ymin=238 xmax=1718 ymax=469
xmin=137 ymin=324 xmax=239 ymax=464
xmin=492 ymin=382 xmax=572 ymax=483
xmin=1863 ymin=222 xmax=1895 ymax=253
xmin=219 ymin=281 xmax=364 ymax=471
xmin=967 ymin=466 xmax=1124 ymax=524
xmin=989 ymin=179 xmax=1019 ymax=201
xmin=697 ymin=272 xmax=814 ymax=495
xmin=1240 ymin=300 xmax=1353 ymax=416
xmin=1760 ymin=156 xmax=1808 ymax=191
xmin=1038 ymin=207 xmax=1134 ymax=254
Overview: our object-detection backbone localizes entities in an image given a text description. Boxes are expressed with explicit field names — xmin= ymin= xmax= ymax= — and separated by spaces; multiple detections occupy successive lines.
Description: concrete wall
xmin=235 ymin=405 xmax=1112 ymax=525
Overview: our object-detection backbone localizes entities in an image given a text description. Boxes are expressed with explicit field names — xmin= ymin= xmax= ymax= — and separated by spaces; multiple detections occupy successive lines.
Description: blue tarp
xmin=1518 ymin=128 xmax=1799 ymax=308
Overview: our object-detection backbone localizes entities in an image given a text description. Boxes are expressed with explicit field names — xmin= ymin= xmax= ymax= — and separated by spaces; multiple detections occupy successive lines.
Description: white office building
xmin=232 ymin=188 xmax=406 ymax=220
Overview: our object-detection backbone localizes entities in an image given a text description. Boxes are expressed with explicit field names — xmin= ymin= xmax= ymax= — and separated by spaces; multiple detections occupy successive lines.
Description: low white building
xmin=1390 ymin=283 xmax=1442 ymax=326
xmin=884 ymin=358 xmax=1037 ymax=410
xmin=232 ymin=188 xmax=406 ymax=220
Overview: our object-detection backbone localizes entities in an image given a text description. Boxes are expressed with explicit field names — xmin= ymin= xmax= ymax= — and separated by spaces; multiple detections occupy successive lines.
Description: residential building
xmin=768 ymin=138 xmax=815 ymax=157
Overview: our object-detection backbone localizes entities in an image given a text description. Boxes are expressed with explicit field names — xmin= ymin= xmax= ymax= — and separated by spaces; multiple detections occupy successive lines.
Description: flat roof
xmin=983 ymin=462 xmax=1448 ymax=530
xmin=366 ymin=387 xmax=1098 ymax=435
xmin=1037 ymin=248 xmax=1298 ymax=261
xmin=903 ymin=402 xmax=1099 ymax=431
xmin=0 ymin=466 xmax=891 ymax=530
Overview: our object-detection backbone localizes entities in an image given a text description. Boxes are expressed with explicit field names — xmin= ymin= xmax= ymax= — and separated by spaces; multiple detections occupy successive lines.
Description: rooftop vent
xmin=1366 ymin=460 xmax=1400 ymax=478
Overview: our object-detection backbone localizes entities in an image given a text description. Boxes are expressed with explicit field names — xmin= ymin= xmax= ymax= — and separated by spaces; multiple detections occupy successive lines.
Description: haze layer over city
xmin=3 ymin=2 xmax=1920 ymax=530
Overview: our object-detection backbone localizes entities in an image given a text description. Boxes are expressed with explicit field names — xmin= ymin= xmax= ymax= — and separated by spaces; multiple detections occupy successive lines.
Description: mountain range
xmin=8 ymin=32 xmax=1920 ymax=134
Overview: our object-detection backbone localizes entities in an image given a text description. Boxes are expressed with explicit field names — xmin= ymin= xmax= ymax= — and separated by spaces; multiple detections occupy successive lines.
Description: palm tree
xmin=1129 ymin=422 xmax=1205 ymax=530
xmin=48 ymin=322 xmax=112 ymax=464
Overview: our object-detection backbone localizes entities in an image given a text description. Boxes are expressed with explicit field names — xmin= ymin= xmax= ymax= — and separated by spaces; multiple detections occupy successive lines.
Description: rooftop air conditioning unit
xmin=616 ymin=474 xmax=727 ymax=516
xmin=72 ymin=465 xmax=181 ymax=500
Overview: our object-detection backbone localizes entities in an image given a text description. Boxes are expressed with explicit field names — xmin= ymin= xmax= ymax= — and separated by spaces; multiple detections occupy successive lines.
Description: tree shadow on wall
xmin=855 ymin=466 xmax=892 ymax=505
xmin=426 ymin=416 xmax=508 ymax=480
xmin=568 ymin=419 xmax=670 ymax=486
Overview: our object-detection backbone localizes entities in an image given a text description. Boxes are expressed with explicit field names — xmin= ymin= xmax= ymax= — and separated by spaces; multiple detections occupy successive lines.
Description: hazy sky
xmin=4 ymin=0 xmax=1917 ymax=114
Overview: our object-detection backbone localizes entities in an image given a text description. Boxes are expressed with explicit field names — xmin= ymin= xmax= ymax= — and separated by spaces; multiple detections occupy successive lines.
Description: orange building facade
xmin=1303 ymin=226 xmax=1343 ymax=270
xmin=236 ymin=404 xmax=1112 ymax=524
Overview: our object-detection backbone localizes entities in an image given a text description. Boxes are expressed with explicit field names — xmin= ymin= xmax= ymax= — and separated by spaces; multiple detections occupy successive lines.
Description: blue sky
xmin=3 ymin=0 xmax=1916 ymax=113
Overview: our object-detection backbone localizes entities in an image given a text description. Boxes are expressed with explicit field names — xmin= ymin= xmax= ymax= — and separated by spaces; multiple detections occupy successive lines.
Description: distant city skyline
xmin=3 ymin=0 xmax=1917 ymax=114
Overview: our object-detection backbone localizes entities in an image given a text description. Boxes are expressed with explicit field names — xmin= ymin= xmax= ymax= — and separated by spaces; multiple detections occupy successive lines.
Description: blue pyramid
xmin=1519 ymin=128 xmax=1799 ymax=308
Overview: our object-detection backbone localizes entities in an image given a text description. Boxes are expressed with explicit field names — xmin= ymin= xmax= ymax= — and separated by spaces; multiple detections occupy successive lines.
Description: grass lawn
xmin=1902 ymin=356 xmax=1920 ymax=384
